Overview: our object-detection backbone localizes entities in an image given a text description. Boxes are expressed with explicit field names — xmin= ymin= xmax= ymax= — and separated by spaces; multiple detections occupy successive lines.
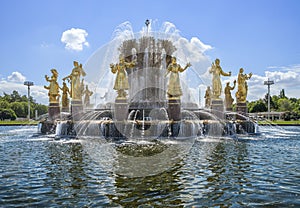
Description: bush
xmin=0 ymin=108 xmax=17 ymax=120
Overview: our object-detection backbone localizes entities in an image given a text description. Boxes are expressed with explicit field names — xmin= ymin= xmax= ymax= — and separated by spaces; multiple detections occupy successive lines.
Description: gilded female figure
xmin=224 ymin=80 xmax=236 ymax=109
xmin=165 ymin=57 xmax=191 ymax=98
xmin=235 ymin=68 xmax=252 ymax=103
xmin=110 ymin=56 xmax=135 ymax=98
xmin=44 ymin=69 xmax=60 ymax=103
xmin=63 ymin=61 xmax=86 ymax=100
xmin=209 ymin=59 xmax=231 ymax=99
xmin=60 ymin=81 xmax=70 ymax=108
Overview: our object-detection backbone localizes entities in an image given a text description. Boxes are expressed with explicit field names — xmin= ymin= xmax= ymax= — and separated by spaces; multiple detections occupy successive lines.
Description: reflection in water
xmin=203 ymin=141 xmax=251 ymax=206
xmin=0 ymin=126 xmax=300 ymax=207
xmin=109 ymin=165 xmax=184 ymax=207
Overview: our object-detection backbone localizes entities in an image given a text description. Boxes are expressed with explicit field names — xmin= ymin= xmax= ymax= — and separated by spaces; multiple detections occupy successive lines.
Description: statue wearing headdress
xmin=63 ymin=61 xmax=86 ymax=100
xmin=224 ymin=80 xmax=236 ymax=110
xmin=209 ymin=58 xmax=231 ymax=99
xmin=165 ymin=57 xmax=191 ymax=98
xmin=60 ymin=81 xmax=70 ymax=109
xmin=204 ymin=86 xmax=212 ymax=108
xmin=110 ymin=56 xmax=135 ymax=98
xmin=44 ymin=69 xmax=60 ymax=103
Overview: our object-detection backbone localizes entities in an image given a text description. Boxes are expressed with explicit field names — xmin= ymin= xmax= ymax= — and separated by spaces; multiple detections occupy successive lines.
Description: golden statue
xmin=209 ymin=58 xmax=231 ymax=99
xmin=235 ymin=68 xmax=252 ymax=103
xmin=165 ymin=57 xmax=191 ymax=98
xmin=204 ymin=86 xmax=212 ymax=108
xmin=224 ymin=80 xmax=236 ymax=109
xmin=83 ymin=85 xmax=93 ymax=106
xmin=80 ymin=78 xmax=85 ymax=98
xmin=110 ymin=56 xmax=135 ymax=98
xmin=44 ymin=69 xmax=60 ymax=103
xmin=60 ymin=81 xmax=70 ymax=108
xmin=63 ymin=61 xmax=86 ymax=100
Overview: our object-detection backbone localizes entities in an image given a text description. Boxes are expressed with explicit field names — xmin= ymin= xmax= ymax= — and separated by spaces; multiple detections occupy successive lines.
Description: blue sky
xmin=1 ymin=0 xmax=300 ymax=105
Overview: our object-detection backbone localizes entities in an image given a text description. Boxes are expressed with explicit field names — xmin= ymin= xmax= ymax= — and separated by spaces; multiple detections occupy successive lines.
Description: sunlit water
xmin=0 ymin=125 xmax=299 ymax=207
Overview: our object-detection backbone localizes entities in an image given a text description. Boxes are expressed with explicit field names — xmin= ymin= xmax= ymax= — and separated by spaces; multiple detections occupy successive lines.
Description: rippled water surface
xmin=0 ymin=125 xmax=299 ymax=207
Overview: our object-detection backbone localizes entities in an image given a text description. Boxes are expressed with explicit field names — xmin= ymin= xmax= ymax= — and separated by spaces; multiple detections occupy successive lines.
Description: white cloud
xmin=7 ymin=71 xmax=26 ymax=83
xmin=236 ymin=66 xmax=300 ymax=101
xmin=0 ymin=80 xmax=48 ymax=104
xmin=61 ymin=28 xmax=89 ymax=51
xmin=173 ymin=37 xmax=212 ymax=76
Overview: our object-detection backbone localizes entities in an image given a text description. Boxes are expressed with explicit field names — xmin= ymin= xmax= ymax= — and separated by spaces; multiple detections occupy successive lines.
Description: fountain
xmin=40 ymin=22 xmax=257 ymax=158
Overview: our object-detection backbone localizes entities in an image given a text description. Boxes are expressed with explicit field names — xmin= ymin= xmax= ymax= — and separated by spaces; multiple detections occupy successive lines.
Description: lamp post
xmin=264 ymin=79 xmax=274 ymax=120
xmin=24 ymin=81 xmax=34 ymax=120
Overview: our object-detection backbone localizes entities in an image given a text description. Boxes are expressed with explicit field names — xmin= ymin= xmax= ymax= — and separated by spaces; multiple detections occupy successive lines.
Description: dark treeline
xmin=247 ymin=89 xmax=300 ymax=120
xmin=0 ymin=90 xmax=47 ymax=120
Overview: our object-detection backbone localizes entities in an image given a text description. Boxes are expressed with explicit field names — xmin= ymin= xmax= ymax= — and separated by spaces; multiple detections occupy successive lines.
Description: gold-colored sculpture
xmin=44 ymin=69 xmax=60 ymax=103
xmin=110 ymin=56 xmax=135 ymax=98
xmin=204 ymin=86 xmax=212 ymax=108
xmin=224 ymin=80 xmax=236 ymax=109
xmin=83 ymin=85 xmax=93 ymax=105
xmin=63 ymin=61 xmax=86 ymax=100
xmin=235 ymin=68 xmax=252 ymax=103
xmin=60 ymin=81 xmax=70 ymax=108
xmin=80 ymin=78 xmax=85 ymax=98
xmin=209 ymin=58 xmax=231 ymax=99
xmin=165 ymin=57 xmax=191 ymax=98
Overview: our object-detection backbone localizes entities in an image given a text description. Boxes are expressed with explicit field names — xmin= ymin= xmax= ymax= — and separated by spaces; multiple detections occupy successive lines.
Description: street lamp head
xmin=24 ymin=81 xmax=34 ymax=86
xmin=264 ymin=80 xmax=274 ymax=85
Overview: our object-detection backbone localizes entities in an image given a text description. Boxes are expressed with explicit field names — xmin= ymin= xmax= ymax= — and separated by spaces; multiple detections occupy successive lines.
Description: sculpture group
xmin=206 ymin=58 xmax=252 ymax=114
xmin=40 ymin=21 xmax=258 ymax=137
xmin=44 ymin=56 xmax=251 ymax=122
xmin=44 ymin=61 xmax=93 ymax=120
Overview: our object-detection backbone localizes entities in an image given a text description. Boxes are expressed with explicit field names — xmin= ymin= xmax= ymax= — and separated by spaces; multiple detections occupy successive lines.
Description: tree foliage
xmin=248 ymin=89 xmax=300 ymax=120
xmin=0 ymin=108 xmax=17 ymax=120
xmin=0 ymin=91 xmax=47 ymax=119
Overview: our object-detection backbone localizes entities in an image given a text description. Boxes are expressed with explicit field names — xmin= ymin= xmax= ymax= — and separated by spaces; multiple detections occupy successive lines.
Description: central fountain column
xmin=168 ymin=97 xmax=181 ymax=121
xmin=115 ymin=97 xmax=128 ymax=121
xmin=71 ymin=99 xmax=83 ymax=121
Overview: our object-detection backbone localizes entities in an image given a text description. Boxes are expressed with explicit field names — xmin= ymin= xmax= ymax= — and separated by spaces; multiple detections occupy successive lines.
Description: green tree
xmin=34 ymin=104 xmax=48 ymax=116
xmin=10 ymin=102 xmax=25 ymax=117
xmin=279 ymin=89 xmax=287 ymax=99
xmin=248 ymin=99 xmax=267 ymax=113
xmin=0 ymin=108 xmax=17 ymax=120
xmin=278 ymin=98 xmax=293 ymax=112
xmin=0 ymin=91 xmax=48 ymax=119
xmin=11 ymin=90 xmax=22 ymax=102
xmin=271 ymin=95 xmax=279 ymax=110
xmin=0 ymin=100 xmax=10 ymax=109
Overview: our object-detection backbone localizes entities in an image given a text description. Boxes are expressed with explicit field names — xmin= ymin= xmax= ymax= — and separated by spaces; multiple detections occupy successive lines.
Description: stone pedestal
xmin=48 ymin=102 xmax=60 ymax=121
xmin=62 ymin=106 xmax=69 ymax=113
xmin=211 ymin=99 xmax=224 ymax=119
xmin=225 ymin=106 xmax=233 ymax=112
xmin=236 ymin=102 xmax=247 ymax=115
xmin=114 ymin=98 xmax=128 ymax=121
xmin=168 ymin=98 xmax=181 ymax=121
xmin=71 ymin=99 xmax=83 ymax=121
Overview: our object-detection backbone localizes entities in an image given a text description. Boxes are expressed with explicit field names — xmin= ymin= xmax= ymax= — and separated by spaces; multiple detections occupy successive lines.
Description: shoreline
xmin=0 ymin=123 xmax=38 ymax=126
xmin=1 ymin=123 xmax=300 ymax=127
